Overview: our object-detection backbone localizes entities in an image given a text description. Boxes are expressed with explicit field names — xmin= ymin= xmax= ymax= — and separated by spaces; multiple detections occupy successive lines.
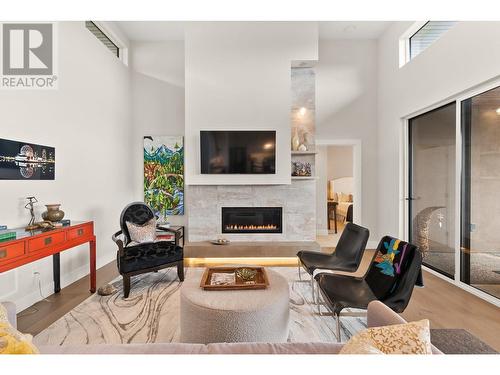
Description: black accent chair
xmin=315 ymin=236 xmax=422 ymax=341
xmin=296 ymin=223 xmax=370 ymax=302
xmin=112 ymin=202 xmax=184 ymax=298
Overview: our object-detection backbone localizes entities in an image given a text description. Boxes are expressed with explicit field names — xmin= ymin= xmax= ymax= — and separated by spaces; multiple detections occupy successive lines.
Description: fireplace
xmin=222 ymin=207 xmax=283 ymax=234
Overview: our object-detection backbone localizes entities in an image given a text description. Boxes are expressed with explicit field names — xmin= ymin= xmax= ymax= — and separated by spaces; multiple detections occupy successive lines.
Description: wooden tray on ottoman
xmin=200 ymin=266 xmax=269 ymax=290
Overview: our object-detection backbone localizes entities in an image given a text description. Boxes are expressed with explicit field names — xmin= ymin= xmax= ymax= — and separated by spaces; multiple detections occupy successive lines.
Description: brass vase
xmin=292 ymin=129 xmax=300 ymax=151
xmin=41 ymin=204 xmax=65 ymax=222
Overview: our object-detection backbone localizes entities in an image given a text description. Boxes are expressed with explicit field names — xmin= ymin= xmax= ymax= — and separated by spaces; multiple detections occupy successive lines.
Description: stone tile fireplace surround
xmin=187 ymin=182 xmax=315 ymax=242
xmin=186 ymin=66 xmax=317 ymax=244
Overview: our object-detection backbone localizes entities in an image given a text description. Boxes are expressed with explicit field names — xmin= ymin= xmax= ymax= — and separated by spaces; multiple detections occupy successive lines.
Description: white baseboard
xmin=14 ymin=252 xmax=116 ymax=312
xmin=316 ymin=229 xmax=329 ymax=236
xmin=15 ymin=267 xmax=88 ymax=312
xmin=367 ymin=240 xmax=379 ymax=249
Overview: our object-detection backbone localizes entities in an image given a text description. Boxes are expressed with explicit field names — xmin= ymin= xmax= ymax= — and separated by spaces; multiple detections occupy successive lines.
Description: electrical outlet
xmin=33 ymin=271 xmax=40 ymax=289
xmin=32 ymin=270 xmax=50 ymax=302
xmin=33 ymin=270 xmax=42 ymax=285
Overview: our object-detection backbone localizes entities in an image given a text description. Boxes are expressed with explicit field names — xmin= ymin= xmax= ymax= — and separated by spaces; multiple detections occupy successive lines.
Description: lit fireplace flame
xmin=225 ymin=224 xmax=278 ymax=231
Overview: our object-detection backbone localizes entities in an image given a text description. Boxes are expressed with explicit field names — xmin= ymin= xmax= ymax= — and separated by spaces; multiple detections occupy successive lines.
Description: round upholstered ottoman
xmin=180 ymin=268 xmax=290 ymax=344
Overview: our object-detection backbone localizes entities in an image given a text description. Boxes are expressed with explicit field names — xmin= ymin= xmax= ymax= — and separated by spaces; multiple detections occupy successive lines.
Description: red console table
xmin=0 ymin=221 xmax=96 ymax=293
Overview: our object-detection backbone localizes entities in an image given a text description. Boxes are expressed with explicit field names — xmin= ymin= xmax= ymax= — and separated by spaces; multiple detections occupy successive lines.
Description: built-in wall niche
xmin=291 ymin=64 xmax=316 ymax=180
xmin=291 ymin=150 xmax=317 ymax=180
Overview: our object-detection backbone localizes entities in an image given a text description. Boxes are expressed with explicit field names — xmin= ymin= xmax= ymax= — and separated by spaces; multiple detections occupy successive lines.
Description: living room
xmin=1 ymin=0 xmax=500 ymax=371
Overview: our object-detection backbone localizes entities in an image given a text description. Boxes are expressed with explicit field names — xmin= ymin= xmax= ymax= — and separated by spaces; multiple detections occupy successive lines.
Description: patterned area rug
xmin=34 ymin=267 xmax=367 ymax=346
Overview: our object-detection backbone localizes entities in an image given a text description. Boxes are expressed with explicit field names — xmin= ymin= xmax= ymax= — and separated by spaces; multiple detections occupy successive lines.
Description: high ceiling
xmin=114 ymin=21 xmax=187 ymax=42
xmin=114 ymin=21 xmax=392 ymax=42
xmin=318 ymin=21 xmax=392 ymax=40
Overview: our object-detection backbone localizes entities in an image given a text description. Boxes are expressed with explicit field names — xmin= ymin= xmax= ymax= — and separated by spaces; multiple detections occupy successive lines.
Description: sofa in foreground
xmin=2 ymin=301 xmax=441 ymax=354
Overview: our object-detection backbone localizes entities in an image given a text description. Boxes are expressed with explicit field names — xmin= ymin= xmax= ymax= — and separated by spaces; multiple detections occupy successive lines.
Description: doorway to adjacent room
xmin=316 ymin=139 xmax=361 ymax=248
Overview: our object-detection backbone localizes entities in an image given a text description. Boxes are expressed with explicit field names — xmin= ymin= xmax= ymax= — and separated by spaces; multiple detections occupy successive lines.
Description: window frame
xmin=398 ymin=21 xmax=427 ymax=67
xmin=408 ymin=21 xmax=431 ymax=61
xmin=85 ymin=21 xmax=127 ymax=63
xmin=399 ymin=21 xmax=456 ymax=67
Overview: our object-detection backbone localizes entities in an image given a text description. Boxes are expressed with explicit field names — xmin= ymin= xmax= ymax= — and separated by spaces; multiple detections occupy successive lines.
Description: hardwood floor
xmin=17 ymin=259 xmax=500 ymax=352
xmin=401 ymin=271 xmax=500 ymax=352
xmin=17 ymin=261 xmax=119 ymax=336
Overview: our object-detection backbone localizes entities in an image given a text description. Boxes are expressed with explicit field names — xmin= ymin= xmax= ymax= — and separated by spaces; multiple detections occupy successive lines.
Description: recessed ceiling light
xmin=496 ymin=107 xmax=500 ymax=115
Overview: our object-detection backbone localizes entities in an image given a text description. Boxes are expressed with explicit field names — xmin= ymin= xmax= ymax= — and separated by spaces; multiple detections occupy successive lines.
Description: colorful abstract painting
xmin=144 ymin=136 xmax=184 ymax=218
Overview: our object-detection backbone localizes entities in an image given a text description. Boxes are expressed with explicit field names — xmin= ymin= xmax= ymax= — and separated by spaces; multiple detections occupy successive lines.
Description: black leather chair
xmin=112 ymin=202 xmax=184 ymax=298
xmin=297 ymin=223 xmax=370 ymax=302
xmin=315 ymin=236 xmax=422 ymax=341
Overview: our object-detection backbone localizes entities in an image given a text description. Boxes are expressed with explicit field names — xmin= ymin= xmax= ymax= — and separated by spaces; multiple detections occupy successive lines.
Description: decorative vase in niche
xmin=303 ymin=131 xmax=314 ymax=146
xmin=42 ymin=204 xmax=65 ymax=222
xmin=292 ymin=129 xmax=300 ymax=151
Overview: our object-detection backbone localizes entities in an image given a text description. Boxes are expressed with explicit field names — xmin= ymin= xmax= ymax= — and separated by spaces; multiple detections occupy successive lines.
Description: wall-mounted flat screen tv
xmin=200 ymin=130 xmax=276 ymax=174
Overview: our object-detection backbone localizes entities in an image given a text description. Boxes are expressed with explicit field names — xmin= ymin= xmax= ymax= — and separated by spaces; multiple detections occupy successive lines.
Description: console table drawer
xmin=67 ymin=224 xmax=92 ymax=241
xmin=28 ymin=232 xmax=66 ymax=252
xmin=0 ymin=242 xmax=25 ymax=261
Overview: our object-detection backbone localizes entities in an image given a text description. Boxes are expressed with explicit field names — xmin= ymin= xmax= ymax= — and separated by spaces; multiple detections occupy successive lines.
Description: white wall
xmin=184 ymin=22 xmax=318 ymax=185
xmin=327 ymin=145 xmax=353 ymax=181
xmin=130 ymin=41 xmax=186 ymax=228
xmin=316 ymin=40 xmax=378 ymax=238
xmin=130 ymin=41 xmax=184 ymax=87
xmin=377 ymin=21 xmax=500 ymax=238
xmin=0 ymin=22 xmax=133 ymax=311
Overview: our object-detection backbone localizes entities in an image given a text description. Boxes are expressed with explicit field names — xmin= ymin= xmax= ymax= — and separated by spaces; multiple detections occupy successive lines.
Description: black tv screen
xmin=200 ymin=131 xmax=276 ymax=174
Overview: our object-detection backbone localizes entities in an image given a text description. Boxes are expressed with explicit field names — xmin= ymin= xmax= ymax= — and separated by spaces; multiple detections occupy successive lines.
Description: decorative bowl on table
xmin=236 ymin=268 xmax=258 ymax=281
xmin=211 ymin=238 xmax=230 ymax=245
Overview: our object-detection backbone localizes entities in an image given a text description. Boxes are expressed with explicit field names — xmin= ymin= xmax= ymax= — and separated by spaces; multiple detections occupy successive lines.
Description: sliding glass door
xmin=406 ymin=84 xmax=500 ymax=303
xmin=408 ymin=102 xmax=456 ymax=278
xmin=461 ymin=86 xmax=500 ymax=299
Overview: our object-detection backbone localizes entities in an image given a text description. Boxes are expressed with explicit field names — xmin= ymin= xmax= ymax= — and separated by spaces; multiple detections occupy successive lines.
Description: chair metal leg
xmin=310 ymin=274 xmax=315 ymax=304
xmin=317 ymin=293 xmax=322 ymax=315
xmin=335 ymin=314 xmax=341 ymax=342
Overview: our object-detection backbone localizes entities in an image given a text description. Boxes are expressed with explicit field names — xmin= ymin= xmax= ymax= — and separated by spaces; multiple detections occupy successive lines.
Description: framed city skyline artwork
xmin=0 ymin=138 xmax=55 ymax=180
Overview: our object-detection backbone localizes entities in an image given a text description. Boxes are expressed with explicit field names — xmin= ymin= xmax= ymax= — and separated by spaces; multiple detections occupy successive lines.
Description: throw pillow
xmin=126 ymin=218 xmax=157 ymax=245
xmin=340 ymin=340 xmax=384 ymax=354
xmin=339 ymin=192 xmax=350 ymax=202
xmin=339 ymin=319 xmax=432 ymax=355
xmin=0 ymin=304 xmax=39 ymax=354
xmin=0 ymin=305 xmax=7 ymax=323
